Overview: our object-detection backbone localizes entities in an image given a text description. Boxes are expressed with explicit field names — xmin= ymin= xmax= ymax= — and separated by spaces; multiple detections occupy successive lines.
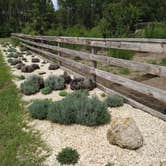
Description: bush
xmin=56 ymin=147 xmax=79 ymax=165
xmin=20 ymin=46 xmax=27 ymax=52
xmin=7 ymin=47 xmax=17 ymax=53
xmin=28 ymin=100 xmax=52 ymax=120
xmin=44 ymin=75 xmax=65 ymax=90
xmin=59 ymin=90 xmax=68 ymax=97
xmin=136 ymin=22 xmax=166 ymax=38
xmin=10 ymin=59 xmax=22 ymax=66
xmin=41 ymin=87 xmax=52 ymax=95
xmin=105 ymin=95 xmax=124 ymax=107
xmin=48 ymin=90 xmax=110 ymax=126
xmin=101 ymin=93 xmax=106 ymax=98
xmin=7 ymin=58 xmax=14 ymax=64
xmin=22 ymin=57 xmax=27 ymax=62
xmin=20 ymin=75 xmax=44 ymax=95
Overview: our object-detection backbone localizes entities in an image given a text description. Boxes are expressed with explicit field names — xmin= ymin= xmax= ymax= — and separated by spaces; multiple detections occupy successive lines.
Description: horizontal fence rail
xmin=12 ymin=33 xmax=166 ymax=53
xmin=18 ymin=38 xmax=166 ymax=77
xmin=12 ymin=33 xmax=166 ymax=121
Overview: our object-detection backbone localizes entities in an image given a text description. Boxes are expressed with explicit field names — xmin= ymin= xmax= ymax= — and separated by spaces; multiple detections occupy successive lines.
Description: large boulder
xmin=107 ymin=117 xmax=143 ymax=150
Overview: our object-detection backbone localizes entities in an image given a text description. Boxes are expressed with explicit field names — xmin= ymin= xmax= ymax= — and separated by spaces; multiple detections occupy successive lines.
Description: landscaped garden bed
xmin=0 ymin=42 xmax=166 ymax=166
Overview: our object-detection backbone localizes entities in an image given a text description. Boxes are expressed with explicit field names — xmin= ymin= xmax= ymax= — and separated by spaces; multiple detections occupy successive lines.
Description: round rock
xmin=107 ymin=117 xmax=143 ymax=150
xmin=48 ymin=64 xmax=59 ymax=70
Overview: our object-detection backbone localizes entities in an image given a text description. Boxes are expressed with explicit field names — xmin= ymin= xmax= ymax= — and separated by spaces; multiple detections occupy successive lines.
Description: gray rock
xmin=21 ymin=65 xmax=34 ymax=73
xmin=107 ymin=117 xmax=143 ymax=150
xmin=48 ymin=64 xmax=59 ymax=70
xmin=32 ymin=58 xmax=40 ymax=63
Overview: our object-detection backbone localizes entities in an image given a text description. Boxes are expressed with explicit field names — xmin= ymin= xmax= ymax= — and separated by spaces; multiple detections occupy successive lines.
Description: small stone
xmin=32 ymin=58 xmax=40 ymax=63
xmin=48 ymin=64 xmax=59 ymax=70
xmin=39 ymin=71 xmax=46 ymax=75
xmin=21 ymin=65 xmax=34 ymax=73
xmin=42 ymin=60 xmax=48 ymax=64
xmin=107 ymin=117 xmax=143 ymax=150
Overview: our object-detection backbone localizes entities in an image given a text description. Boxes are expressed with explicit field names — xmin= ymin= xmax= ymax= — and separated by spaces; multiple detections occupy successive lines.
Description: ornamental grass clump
xmin=44 ymin=75 xmax=65 ymax=91
xmin=20 ymin=75 xmax=44 ymax=95
xmin=48 ymin=90 xmax=110 ymax=126
xmin=28 ymin=99 xmax=52 ymax=120
xmin=105 ymin=95 xmax=124 ymax=107
xmin=56 ymin=147 xmax=79 ymax=165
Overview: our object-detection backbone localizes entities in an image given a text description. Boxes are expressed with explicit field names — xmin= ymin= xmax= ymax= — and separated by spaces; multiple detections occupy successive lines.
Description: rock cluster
xmin=70 ymin=77 xmax=96 ymax=90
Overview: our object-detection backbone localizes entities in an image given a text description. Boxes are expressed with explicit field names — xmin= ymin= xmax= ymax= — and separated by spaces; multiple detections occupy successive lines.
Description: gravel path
xmin=1 ymin=45 xmax=166 ymax=166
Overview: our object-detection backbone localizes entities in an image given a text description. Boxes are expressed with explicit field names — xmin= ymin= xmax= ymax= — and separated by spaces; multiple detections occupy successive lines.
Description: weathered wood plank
xmin=22 ymin=43 xmax=166 ymax=103
xmin=12 ymin=33 xmax=166 ymax=53
xmin=19 ymin=37 xmax=166 ymax=77
xmin=98 ymin=83 xmax=166 ymax=121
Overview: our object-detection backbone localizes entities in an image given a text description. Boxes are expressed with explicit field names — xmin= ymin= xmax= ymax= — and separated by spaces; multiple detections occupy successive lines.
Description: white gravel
xmin=1 ymin=45 xmax=166 ymax=166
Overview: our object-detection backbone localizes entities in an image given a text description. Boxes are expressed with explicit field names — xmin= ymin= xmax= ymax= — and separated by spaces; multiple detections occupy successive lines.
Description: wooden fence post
xmin=91 ymin=47 xmax=97 ymax=82
xmin=58 ymin=42 xmax=62 ymax=66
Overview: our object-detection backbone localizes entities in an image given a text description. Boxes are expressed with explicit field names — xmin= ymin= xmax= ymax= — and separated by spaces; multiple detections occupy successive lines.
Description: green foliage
xmin=44 ymin=75 xmax=65 ymax=91
xmin=41 ymin=87 xmax=52 ymax=95
xmin=7 ymin=47 xmax=17 ymax=53
xmin=20 ymin=46 xmax=27 ymax=52
xmin=0 ymin=0 xmax=166 ymax=38
xmin=105 ymin=162 xmax=114 ymax=166
xmin=136 ymin=23 xmax=166 ymax=38
xmin=105 ymin=95 xmax=124 ymax=107
xmin=17 ymin=75 xmax=25 ymax=80
xmin=118 ymin=68 xmax=130 ymax=75
xmin=59 ymin=90 xmax=68 ymax=97
xmin=48 ymin=90 xmax=110 ymax=126
xmin=108 ymin=48 xmax=135 ymax=60
xmin=101 ymin=93 xmax=106 ymax=98
xmin=101 ymin=3 xmax=140 ymax=37
xmin=20 ymin=75 xmax=44 ymax=95
xmin=56 ymin=147 xmax=79 ymax=165
xmin=22 ymin=23 xmax=38 ymax=35
xmin=22 ymin=57 xmax=27 ymax=62
xmin=147 ymin=60 xmax=157 ymax=65
xmin=7 ymin=58 xmax=13 ymax=64
xmin=28 ymin=100 xmax=52 ymax=120
xmin=0 ymin=53 xmax=48 ymax=165
xmin=160 ymin=58 xmax=166 ymax=66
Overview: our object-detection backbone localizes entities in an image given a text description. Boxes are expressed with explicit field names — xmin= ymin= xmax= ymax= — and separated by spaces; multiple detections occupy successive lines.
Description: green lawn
xmin=0 ymin=51 xmax=48 ymax=165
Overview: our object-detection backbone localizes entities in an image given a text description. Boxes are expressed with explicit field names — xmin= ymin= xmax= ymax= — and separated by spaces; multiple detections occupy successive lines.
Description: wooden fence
xmin=12 ymin=33 xmax=166 ymax=121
